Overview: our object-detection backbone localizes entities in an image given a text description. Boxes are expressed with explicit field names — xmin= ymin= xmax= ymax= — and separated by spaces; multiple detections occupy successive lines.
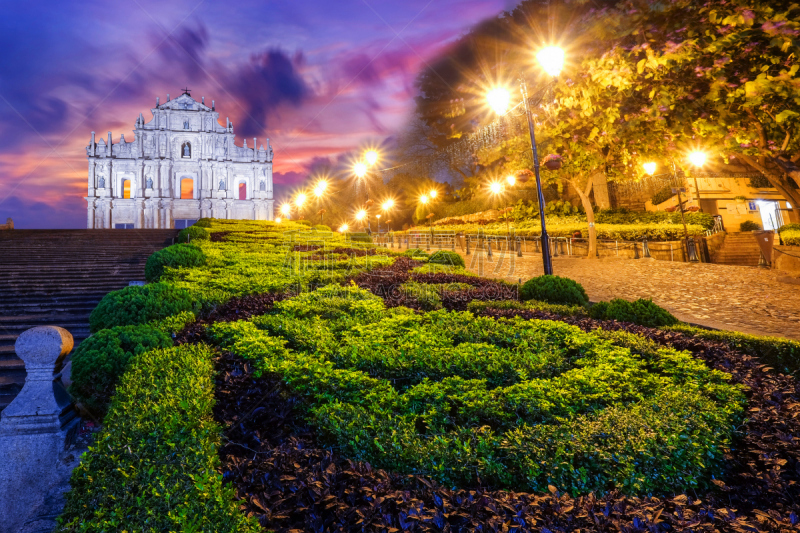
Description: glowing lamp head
xmin=365 ymin=150 xmax=379 ymax=166
xmin=429 ymin=189 xmax=437 ymax=199
xmin=376 ymin=214 xmax=381 ymax=219
xmin=506 ymin=175 xmax=516 ymax=186
xmin=689 ymin=151 xmax=707 ymax=167
xmin=295 ymin=193 xmax=307 ymax=207
xmin=275 ymin=217 xmax=282 ymax=224
xmin=489 ymin=181 xmax=503 ymax=195
xmin=420 ymin=194 xmax=429 ymax=204
xmin=382 ymin=199 xmax=394 ymax=210
xmin=339 ymin=224 xmax=349 ymax=232
xmin=313 ymin=185 xmax=324 ymax=197
xmin=280 ymin=203 xmax=291 ymax=216
xmin=354 ymin=162 xmax=368 ymax=178
xmin=643 ymin=162 xmax=657 ymax=176
xmin=355 ymin=210 xmax=366 ymax=221
xmin=537 ymin=46 xmax=565 ymax=77
xmin=487 ymin=87 xmax=511 ymax=115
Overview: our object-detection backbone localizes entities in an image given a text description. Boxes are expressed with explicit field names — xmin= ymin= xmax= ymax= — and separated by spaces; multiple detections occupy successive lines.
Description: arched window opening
xmin=238 ymin=182 xmax=247 ymax=200
xmin=180 ymin=178 xmax=194 ymax=199
xmin=122 ymin=179 xmax=131 ymax=199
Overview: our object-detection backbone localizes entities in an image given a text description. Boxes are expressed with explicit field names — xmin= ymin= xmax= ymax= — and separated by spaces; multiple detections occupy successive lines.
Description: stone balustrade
xmin=0 ymin=326 xmax=73 ymax=533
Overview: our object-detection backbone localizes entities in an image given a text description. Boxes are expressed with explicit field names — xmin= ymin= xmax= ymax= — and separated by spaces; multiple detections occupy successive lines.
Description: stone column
xmin=88 ymin=160 xmax=96 ymax=198
xmin=135 ymin=198 xmax=145 ymax=228
xmin=85 ymin=198 xmax=95 ymax=229
xmin=0 ymin=327 xmax=73 ymax=533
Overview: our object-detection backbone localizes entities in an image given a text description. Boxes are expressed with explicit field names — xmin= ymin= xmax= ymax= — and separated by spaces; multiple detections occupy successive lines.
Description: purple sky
xmin=0 ymin=0 xmax=508 ymax=228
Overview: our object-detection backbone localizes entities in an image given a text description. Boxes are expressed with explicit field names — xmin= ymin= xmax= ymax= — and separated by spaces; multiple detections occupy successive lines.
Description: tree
xmin=596 ymin=0 xmax=800 ymax=211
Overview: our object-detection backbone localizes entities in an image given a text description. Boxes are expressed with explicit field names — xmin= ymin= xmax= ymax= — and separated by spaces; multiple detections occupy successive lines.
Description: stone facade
xmin=85 ymin=91 xmax=274 ymax=229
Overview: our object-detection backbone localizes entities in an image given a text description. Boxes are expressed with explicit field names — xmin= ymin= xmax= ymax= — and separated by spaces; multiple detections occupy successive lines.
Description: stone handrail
xmin=0 ymin=326 xmax=73 ymax=533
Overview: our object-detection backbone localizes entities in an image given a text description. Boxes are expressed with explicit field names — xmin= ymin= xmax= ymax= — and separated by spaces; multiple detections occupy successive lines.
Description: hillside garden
xmin=56 ymin=219 xmax=800 ymax=532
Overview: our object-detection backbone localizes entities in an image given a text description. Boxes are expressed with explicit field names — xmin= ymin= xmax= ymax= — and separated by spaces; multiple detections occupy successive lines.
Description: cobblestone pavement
xmin=458 ymin=249 xmax=800 ymax=340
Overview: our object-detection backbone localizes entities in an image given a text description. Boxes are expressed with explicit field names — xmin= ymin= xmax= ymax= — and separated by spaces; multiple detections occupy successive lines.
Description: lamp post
xmin=295 ymin=193 xmax=307 ymax=220
xmin=280 ymin=203 xmax=292 ymax=220
xmin=420 ymin=194 xmax=430 ymax=229
xmin=486 ymin=46 xmax=563 ymax=275
xmin=381 ymin=199 xmax=394 ymax=232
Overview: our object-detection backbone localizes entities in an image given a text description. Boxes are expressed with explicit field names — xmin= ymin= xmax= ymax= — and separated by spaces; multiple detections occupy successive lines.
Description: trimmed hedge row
xmin=89 ymin=282 xmax=201 ymax=333
xmin=59 ymin=344 xmax=259 ymax=532
xmin=665 ymin=324 xmax=800 ymax=376
xmin=145 ymin=243 xmax=206 ymax=282
xmin=68 ymin=325 xmax=172 ymax=417
xmin=520 ymin=275 xmax=589 ymax=306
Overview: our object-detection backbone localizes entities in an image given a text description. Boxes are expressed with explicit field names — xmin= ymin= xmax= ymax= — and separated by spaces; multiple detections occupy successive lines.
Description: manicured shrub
xmin=520 ymin=275 xmax=588 ymax=306
xmin=779 ymin=224 xmax=800 ymax=246
xmin=68 ymin=325 xmax=172 ymax=417
xmin=145 ymin=243 xmax=206 ymax=282
xmin=193 ymin=218 xmax=212 ymax=228
xmin=59 ymin=344 xmax=259 ymax=532
xmin=739 ymin=220 xmax=761 ymax=232
xmin=403 ymin=248 xmax=429 ymax=258
xmin=428 ymin=250 xmax=465 ymax=268
xmin=176 ymin=225 xmax=210 ymax=243
xmin=89 ymin=282 xmax=200 ymax=332
xmin=665 ymin=323 xmax=800 ymax=375
xmin=467 ymin=299 xmax=588 ymax=317
xmin=296 ymin=219 xmax=313 ymax=226
xmin=312 ymin=224 xmax=331 ymax=231
xmin=590 ymin=298 xmax=678 ymax=327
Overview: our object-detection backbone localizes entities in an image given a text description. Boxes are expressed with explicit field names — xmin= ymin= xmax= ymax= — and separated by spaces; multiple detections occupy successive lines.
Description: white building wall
xmin=84 ymin=91 xmax=275 ymax=229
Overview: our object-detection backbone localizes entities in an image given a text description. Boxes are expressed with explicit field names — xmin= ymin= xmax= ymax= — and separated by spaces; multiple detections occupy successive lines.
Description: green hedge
xmin=590 ymin=298 xmax=678 ymax=328
xmin=428 ymin=250 xmax=465 ymax=268
xmin=205 ymin=288 xmax=744 ymax=495
xmin=194 ymin=218 xmax=212 ymax=228
xmin=145 ymin=243 xmax=206 ymax=282
xmin=313 ymin=224 xmax=332 ymax=231
xmin=595 ymin=209 xmax=714 ymax=230
xmin=59 ymin=344 xmax=258 ymax=532
xmin=68 ymin=325 xmax=173 ymax=418
xmin=520 ymin=275 xmax=588 ymax=306
xmin=177 ymin=225 xmax=210 ymax=243
xmin=467 ymin=299 xmax=589 ymax=317
xmin=665 ymin=324 xmax=800 ymax=376
xmin=779 ymin=224 xmax=800 ymax=246
xmin=89 ymin=283 xmax=200 ymax=333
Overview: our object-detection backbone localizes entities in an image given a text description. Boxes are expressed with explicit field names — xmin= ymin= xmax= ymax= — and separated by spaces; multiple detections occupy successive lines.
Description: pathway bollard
xmin=466 ymin=237 xmax=470 ymax=255
xmin=516 ymin=237 xmax=522 ymax=257
xmin=0 ymin=326 xmax=73 ymax=533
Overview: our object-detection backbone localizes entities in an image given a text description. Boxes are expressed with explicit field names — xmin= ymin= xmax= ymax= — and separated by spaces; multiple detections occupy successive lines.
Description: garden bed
xmin=59 ymin=219 xmax=800 ymax=532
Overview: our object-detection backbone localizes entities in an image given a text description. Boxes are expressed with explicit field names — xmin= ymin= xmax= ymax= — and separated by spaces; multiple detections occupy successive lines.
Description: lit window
xmin=180 ymin=178 xmax=194 ymax=199
xmin=122 ymin=180 xmax=131 ymax=199
xmin=239 ymin=182 xmax=247 ymax=200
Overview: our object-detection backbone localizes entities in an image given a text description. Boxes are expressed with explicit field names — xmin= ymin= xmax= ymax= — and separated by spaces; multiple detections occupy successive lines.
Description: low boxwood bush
xmin=145 ymin=243 xmax=206 ymax=282
xmin=665 ymin=324 xmax=800 ymax=376
xmin=68 ymin=325 xmax=173 ymax=417
xmin=89 ymin=282 xmax=200 ymax=332
xmin=428 ymin=250 xmax=465 ymax=268
xmin=467 ymin=299 xmax=588 ymax=317
xmin=739 ymin=220 xmax=761 ymax=232
xmin=520 ymin=275 xmax=588 ymax=306
xmin=194 ymin=218 xmax=212 ymax=228
xmin=779 ymin=223 xmax=800 ymax=246
xmin=590 ymin=298 xmax=678 ymax=327
xmin=312 ymin=224 xmax=331 ymax=231
xmin=403 ymin=248 xmax=429 ymax=258
xmin=177 ymin=225 xmax=210 ymax=243
xmin=59 ymin=344 xmax=258 ymax=532
xmin=206 ymin=286 xmax=744 ymax=496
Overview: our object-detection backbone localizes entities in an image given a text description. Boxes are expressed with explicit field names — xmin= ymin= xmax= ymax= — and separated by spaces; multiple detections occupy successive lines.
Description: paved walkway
xmin=459 ymin=250 xmax=800 ymax=340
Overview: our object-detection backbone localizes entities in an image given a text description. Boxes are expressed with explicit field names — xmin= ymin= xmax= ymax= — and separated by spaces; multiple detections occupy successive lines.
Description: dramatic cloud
xmin=0 ymin=0 xmax=507 ymax=228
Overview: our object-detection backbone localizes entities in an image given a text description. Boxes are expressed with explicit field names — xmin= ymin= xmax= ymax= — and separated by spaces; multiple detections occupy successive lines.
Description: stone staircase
xmin=0 ymin=229 xmax=178 ymax=416
xmin=712 ymin=232 xmax=762 ymax=266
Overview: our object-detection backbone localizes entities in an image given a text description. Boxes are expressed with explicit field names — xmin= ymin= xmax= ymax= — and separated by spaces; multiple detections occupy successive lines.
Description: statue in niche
xmin=98 ymin=177 xmax=106 ymax=189
xmin=182 ymin=142 xmax=191 ymax=158
xmin=218 ymin=179 xmax=225 ymax=191
xmin=184 ymin=120 xmax=189 ymax=129
xmin=146 ymin=176 xmax=153 ymax=189
xmin=259 ymin=180 xmax=266 ymax=191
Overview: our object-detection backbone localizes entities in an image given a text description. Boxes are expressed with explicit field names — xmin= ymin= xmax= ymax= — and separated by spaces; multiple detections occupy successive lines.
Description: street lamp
xmin=355 ymin=209 xmax=367 ymax=231
xmin=381 ymin=199 xmax=395 ymax=231
xmin=376 ymin=214 xmax=382 ymax=233
xmin=365 ymin=149 xmax=379 ymax=166
xmin=339 ymin=223 xmax=349 ymax=233
xmin=485 ymin=46 xmax=565 ymax=275
xmin=275 ymin=217 xmax=282 ymax=224
xmin=295 ymin=193 xmax=307 ymax=220
xmin=280 ymin=203 xmax=292 ymax=219
xmin=420 ymin=194 xmax=432 ymax=229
